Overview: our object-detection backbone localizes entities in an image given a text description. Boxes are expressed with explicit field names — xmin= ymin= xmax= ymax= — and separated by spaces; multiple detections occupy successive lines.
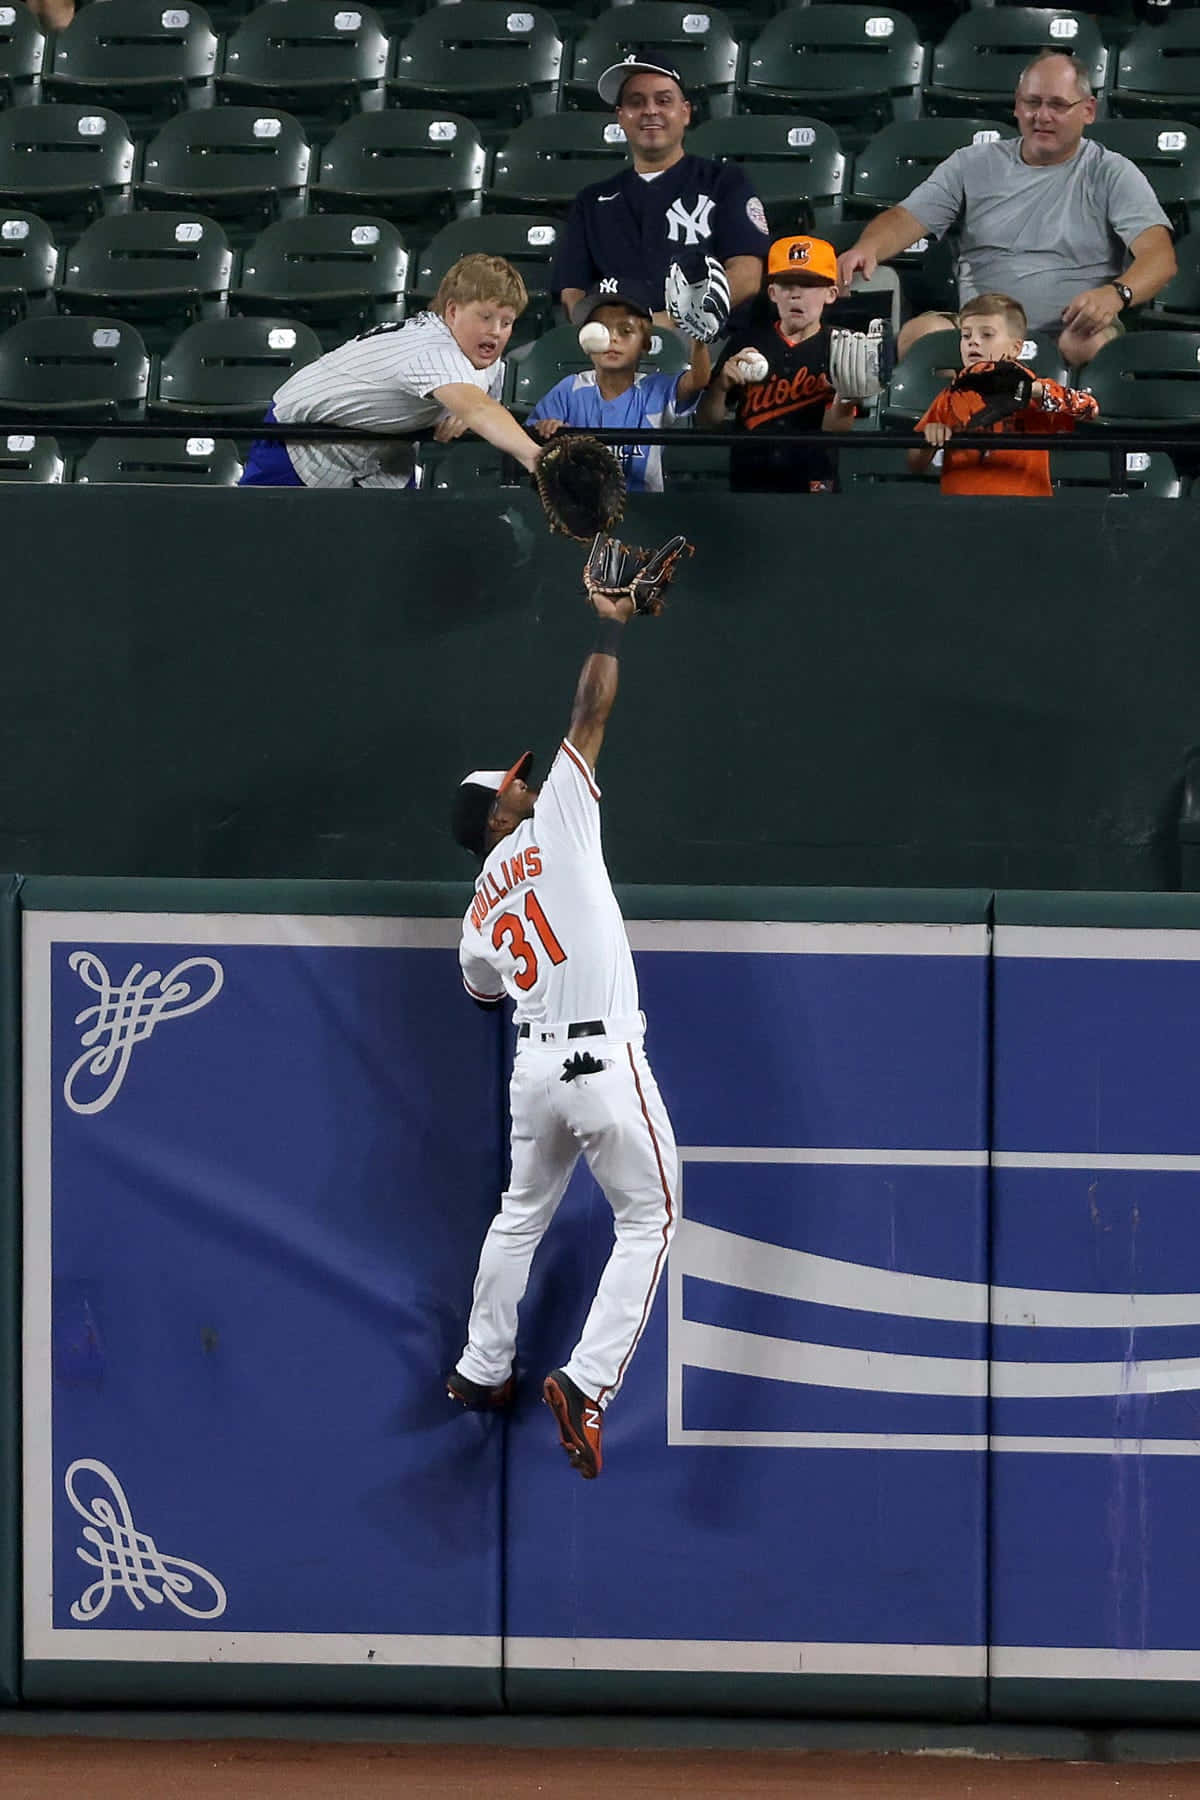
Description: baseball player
xmin=446 ymin=557 xmax=678 ymax=1481
xmin=552 ymin=57 xmax=769 ymax=337
xmin=238 ymin=254 xmax=542 ymax=488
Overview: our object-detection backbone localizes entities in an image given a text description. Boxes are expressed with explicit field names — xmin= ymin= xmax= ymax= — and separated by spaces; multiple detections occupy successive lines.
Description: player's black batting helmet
xmin=451 ymin=751 xmax=534 ymax=857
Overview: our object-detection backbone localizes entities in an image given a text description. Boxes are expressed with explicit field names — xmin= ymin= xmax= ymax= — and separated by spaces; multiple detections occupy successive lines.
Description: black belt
xmin=517 ymin=1020 xmax=604 ymax=1040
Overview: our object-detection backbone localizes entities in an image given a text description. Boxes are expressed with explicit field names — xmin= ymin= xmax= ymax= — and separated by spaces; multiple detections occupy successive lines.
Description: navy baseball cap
xmin=598 ymin=55 xmax=687 ymax=106
xmin=571 ymin=279 xmax=656 ymax=327
xmin=451 ymin=751 xmax=534 ymax=858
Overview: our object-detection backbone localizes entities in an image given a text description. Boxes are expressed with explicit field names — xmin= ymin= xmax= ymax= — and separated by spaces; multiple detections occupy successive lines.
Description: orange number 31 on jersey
xmin=491 ymin=890 xmax=568 ymax=991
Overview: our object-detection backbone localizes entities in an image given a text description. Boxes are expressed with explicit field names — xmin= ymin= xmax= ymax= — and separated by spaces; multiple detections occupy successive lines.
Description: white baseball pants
xmin=457 ymin=1030 xmax=678 ymax=1408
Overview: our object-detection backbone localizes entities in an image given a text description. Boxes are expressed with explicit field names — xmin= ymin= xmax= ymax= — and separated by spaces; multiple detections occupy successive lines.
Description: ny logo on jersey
xmin=665 ymin=194 xmax=715 ymax=245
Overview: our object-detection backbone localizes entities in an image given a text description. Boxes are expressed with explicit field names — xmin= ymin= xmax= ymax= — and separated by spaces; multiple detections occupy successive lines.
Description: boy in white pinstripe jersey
xmin=239 ymin=254 xmax=543 ymax=488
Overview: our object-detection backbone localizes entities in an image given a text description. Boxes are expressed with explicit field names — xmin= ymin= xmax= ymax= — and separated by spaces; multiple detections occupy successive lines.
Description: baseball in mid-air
xmin=738 ymin=350 xmax=770 ymax=382
xmin=578 ymin=322 xmax=612 ymax=354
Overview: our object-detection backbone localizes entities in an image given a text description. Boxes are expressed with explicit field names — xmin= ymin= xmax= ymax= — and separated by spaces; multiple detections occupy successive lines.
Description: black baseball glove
xmin=584 ymin=532 xmax=693 ymax=617
xmin=950 ymin=359 xmax=1035 ymax=431
xmin=534 ymin=432 xmax=626 ymax=541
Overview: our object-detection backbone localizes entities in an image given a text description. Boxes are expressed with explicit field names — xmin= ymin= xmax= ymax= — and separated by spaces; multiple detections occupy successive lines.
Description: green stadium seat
xmin=660 ymin=440 xmax=730 ymax=489
xmin=0 ymin=3 xmax=44 ymax=108
xmin=687 ymin=114 xmax=847 ymax=232
xmin=568 ymin=4 xmax=740 ymax=118
xmin=0 ymin=315 xmax=149 ymax=419
xmin=58 ymin=213 xmax=232 ymax=348
xmin=0 ymin=432 xmax=64 ymax=482
xmin=1079 ymin=330 xmax=1200 ymax=427
xmin=926 ymin=12 xmax=1108 ymax=122
xmin=1051 ymin=448 xmax=1180 ymax=496
xmin=45 ymin=0 xmax=219 ymax=137
xmin=1085 ymin=119 xmax=1200 ymax=230
xmin=1147 ymin=231 xmax=1200 ymax=329
xmin=411 ymin=214 xmax=560 ymax=326
xmin=74 ymin=433 xmax=244 ymax=483
xmin=848 ymin=117 xmax=1016 ymax=215
xmin=152 ymin=314 xmax=322 ymax=419
xmin=0 ymin=212 xmax=58 ymax=328
xmin=740 ymin=7 xmax=925 ymax=143
xmin=838 ymin=444 xmax=941 ymax=494
xmin=389 ymin=3 xmax=564 ymax=130
xmin=219 ymin=1 xmax=390 ymax=134
xmin=488 ymin=112 xmax=630 ymax=212
xmin=1113 ymin=17 xmax=1200 ymax=121
xmin=140 ymin=109 xmax=311 ymax=235
xmin=314 ymin=111 xmax=486 ymax=229
xmin=418 ymin=439 xmax=521 ymax=488
xmin=233 ymin=215 xmax=408 ymax=340
xmin=0 ymin=106 xmax=136 ymax=229
xmin=507 ymin=317 xmax=688 ymax=410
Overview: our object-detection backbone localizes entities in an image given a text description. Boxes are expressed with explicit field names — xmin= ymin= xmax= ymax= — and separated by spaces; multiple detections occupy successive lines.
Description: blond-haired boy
xmin=907 ymin=293 xmax=1099 ymax=497
xmin=241 ymin=253 xmax=543 ymax=488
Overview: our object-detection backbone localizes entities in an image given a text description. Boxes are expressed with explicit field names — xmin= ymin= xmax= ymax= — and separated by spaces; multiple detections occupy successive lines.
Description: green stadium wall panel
xmin=0 ymin=876 xmax=19 ymax=1705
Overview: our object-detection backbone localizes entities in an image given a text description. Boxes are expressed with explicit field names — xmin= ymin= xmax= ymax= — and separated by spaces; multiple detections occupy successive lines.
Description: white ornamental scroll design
xmin=63 ymin=952 xmax=224 ymax=1115
xmin=64 ymin=1458 xmax=228 ymax=1623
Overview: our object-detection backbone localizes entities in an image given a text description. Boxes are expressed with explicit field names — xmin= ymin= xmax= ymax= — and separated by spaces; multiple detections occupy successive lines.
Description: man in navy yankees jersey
xmin=445 ymin=559 xmax=678 ymax=1481
xmin=553 ymin=56 xmax=769 ymax=333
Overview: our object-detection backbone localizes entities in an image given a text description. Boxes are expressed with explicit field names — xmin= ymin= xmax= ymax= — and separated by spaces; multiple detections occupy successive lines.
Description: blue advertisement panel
xmin=22 ymin=911 xmax=505 ymax=1704
xmin=504 ymin=919 xmax=991 ymax=1713
xmin=991 ymin=919 xmax=1200 ymax=1714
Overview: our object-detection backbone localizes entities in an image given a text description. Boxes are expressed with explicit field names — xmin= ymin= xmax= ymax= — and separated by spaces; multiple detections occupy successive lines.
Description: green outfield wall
xmin=1 ymin=485 xmax=1197 ymax=891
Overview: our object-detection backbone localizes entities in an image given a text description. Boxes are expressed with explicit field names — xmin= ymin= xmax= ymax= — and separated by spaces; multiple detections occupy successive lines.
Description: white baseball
xmin=578 ymin=322 xmax=611 ymax=354
xmin=737 ymin=350 xmax=769 ymax=382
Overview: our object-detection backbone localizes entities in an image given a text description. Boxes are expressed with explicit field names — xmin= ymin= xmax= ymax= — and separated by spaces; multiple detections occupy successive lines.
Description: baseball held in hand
xmin=738 ymin=350 xmax=769 ymax=382
xmin=578 ymin=322 xmax=612 ymax=354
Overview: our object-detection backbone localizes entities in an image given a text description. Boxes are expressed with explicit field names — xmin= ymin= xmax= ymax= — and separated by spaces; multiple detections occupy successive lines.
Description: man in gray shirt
xmin=837 ymin=51 xmax=1175 ymax=367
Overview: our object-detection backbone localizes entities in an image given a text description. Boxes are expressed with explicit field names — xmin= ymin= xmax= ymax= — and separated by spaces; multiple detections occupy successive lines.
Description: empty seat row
xmin=11 ymin=1 xmax=1200 ymax=142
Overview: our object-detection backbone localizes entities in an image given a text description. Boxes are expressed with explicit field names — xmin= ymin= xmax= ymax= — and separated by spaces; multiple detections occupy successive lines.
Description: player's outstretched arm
xmin=433 ymin=383 xmax=542 ymax=474
xmin=567 ymin=586 xmax=634 ymax=773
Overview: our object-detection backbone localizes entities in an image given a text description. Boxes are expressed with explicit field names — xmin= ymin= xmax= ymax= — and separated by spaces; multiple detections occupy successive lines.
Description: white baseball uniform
xmin=271 ymin=311 xmax=505 ymax=488
xmin=457 ymin=738 xmax=678 ymax=1408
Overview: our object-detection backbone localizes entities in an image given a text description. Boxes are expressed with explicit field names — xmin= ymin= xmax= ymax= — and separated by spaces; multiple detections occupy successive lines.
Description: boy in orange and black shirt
xmin=697 ymin=234 xmax=857 ymax=493
xmin=908 ymin=293 xmax=1099 ymax=496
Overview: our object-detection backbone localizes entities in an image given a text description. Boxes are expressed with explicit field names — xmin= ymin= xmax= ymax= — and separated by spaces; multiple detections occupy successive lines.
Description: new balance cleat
xmin=445 ymin=1368 xmax=514 ymax=1412
xmin=543 ymin=1368 xmax=603 ymax=1479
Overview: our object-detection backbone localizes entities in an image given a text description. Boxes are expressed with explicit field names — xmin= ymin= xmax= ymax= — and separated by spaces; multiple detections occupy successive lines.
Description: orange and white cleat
xmin=543 ymin=1368 xmax=603 ymax=1479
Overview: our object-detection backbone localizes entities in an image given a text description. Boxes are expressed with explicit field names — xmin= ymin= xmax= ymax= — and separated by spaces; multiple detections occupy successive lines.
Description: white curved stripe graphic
xmin=679 ymin=1219 xmax=1200 ymax=1332
xmin=680 ymin=1320 xmax=1200 ymax=1399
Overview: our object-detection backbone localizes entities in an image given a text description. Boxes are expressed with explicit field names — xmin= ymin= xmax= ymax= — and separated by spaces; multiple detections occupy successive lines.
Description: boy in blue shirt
xmin=526 ymin=280 xmax=710 ymax=492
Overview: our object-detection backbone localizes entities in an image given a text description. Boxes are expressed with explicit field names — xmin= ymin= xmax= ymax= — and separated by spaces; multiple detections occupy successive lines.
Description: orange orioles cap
xmin=452 ymin=751 xmax=534 ymax=858
xmin=766 ymin=235 xmax=838 ymax=284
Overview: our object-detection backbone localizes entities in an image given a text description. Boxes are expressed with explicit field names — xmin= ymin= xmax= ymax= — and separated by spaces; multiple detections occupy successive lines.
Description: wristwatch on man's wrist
xmin=1108 ymin=279 xmax=1134 ymax=309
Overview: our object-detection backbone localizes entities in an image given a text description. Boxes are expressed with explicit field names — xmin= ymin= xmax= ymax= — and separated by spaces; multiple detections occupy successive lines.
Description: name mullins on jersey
xmin=469 ymin=845 xmax=543 ymax=930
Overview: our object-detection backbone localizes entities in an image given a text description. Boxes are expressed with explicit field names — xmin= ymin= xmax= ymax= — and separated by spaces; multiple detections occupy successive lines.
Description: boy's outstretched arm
xmin=433 ymin=384 xmax=542 ymax=473
xmin=676 ymin=337 xmax=713 ymax=404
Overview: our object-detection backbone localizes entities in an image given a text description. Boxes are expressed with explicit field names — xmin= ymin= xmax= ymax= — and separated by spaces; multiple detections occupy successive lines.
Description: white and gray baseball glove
xmin=665 ymin=253 xmax=731 ymax=344
xmin=828 ymin=317 xmax=894 ymax=403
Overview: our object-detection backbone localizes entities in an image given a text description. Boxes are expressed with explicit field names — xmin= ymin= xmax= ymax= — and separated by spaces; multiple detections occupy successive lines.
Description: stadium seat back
xmin=927 ymin=10 xmax=1107 ymax=119
xmin=75 ymin=432 xmax=243 ymax=482
xmin=1114 ymin=17 xmax=1200 ymax=118
xmin=59 ymin=213 xmax=232 ymax=344
xmin=0 ymin=3 xmax=45 ymax=106
xmin=0 ymin=106 xmax=136 ymax=226
xmin=1051 ymin=448 xmax=1180 ymax=497
xmin=140 ymin=108 xmax=311 ymax=232
xmin=412 ymin=214 xmax=560 ymax=315
xmin=418 ymin=439 xmax=517 ymax=488
xmin=315 ymin=110 xmax=485 ymax=227
xmin=569 ymin=4 xmax=740 ymax=115
xmin=849 ymin=117 xmax=1015 ymax=212
xmin=153 ymin=314 xmax=322 ymax=417
xmin=219 ymin=1 xmax=390 ymax=128
xmin=1086 ymin=119 xmax=1200 ymax=228
xmin=46 ymin=0 xmax=219 ymax=132
xmin=235 ymin=214 xmax=407 ymax=337
xmin=687 ymin=114 xmax=846 ymax=219
xmin=1147 ymin=230 xmax=1200 ymax=328
xmin=0 ymin=431 xmax=63 ymax=481
xmin=0 ymin=211 xmax=58 ymax=328
xmin=839 ymin=444 xmax=941 ymax=494
xmin=508 ymin=317 xmax=688 ymax=409
xmin=488 ymin=112 xmax=629 ymax=210
xmin=741 ymin=7 xmax=925 ymax=138
xmin=0 ymin=314 xmax=149 ymax=418
xmin=389 ymin=3 xmax=563 ymax=124
xmin=1080 ymin=330 xmax=1200 ymax=424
